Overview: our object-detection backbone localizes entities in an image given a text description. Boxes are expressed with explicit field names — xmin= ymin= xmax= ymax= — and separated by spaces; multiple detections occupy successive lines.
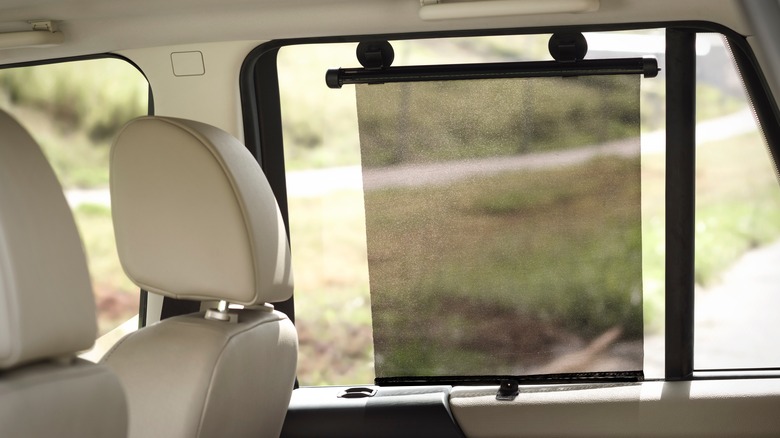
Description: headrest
xmin=0 ymin=110 xmax=97 ymax=369
xmin=110 ymin=116 xmax=293 ymax=305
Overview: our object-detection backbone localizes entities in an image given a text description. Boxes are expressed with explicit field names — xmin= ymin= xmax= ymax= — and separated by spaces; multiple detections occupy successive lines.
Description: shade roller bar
xmin=326 ymin=57 xmax=658 ymax=89
xmin=326 ymin=33 xmax=659 ymax=89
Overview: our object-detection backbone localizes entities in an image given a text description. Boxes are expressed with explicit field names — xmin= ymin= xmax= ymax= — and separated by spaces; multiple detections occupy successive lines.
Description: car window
xmin=0 ymin=57 xmax=149 ymax=339
xmin=278 ymin=42 xmax=372 ymax=384
xmin=278 ymin=32 xmax=660 ymax=385
xmin=271 ymin=29 xmax=779 ymax=385
xmin=693 ymin=35 xmax=780 ymax=370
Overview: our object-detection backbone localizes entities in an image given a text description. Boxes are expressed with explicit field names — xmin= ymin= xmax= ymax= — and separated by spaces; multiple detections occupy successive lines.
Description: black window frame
xmin=239 ymin=21 xmax=780 ymax=384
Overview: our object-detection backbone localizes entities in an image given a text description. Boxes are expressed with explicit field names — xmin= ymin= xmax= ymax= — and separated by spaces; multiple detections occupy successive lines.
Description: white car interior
xmin=101 ymin=116 xmax=297 ymax=438
xmin=0 ymin=109 xmax=127 ymax=437
xmin=2 ymin=0 xmax=780 ymax=437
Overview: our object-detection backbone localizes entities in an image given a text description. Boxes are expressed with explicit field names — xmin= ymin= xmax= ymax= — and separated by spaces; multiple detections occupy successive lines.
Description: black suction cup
xmin=356 ymin=41 xmax=395 ymax=69
xmin=548 ymin=32 xmax=588 ymax=62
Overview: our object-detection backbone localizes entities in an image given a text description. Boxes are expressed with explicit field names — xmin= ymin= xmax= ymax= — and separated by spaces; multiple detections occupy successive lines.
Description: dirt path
xmin=361 ymin=137 xmax=639 ymax=190
xmin=644 ymin=238 xmax=780 ymax=376
xmin=694 ymin=238 xmax=780 ymax=369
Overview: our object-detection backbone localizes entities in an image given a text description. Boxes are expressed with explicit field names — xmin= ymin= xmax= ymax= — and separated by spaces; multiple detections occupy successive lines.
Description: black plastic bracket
xmin=549 ymin=32 xmax=588 ymax=62
xmin=337 ymin=387 xmax=377 ymax=398
xmin=496 ymin=380 xmax=519 ymax=401
xmin=356 ymin=41 xmax=395 ymax=69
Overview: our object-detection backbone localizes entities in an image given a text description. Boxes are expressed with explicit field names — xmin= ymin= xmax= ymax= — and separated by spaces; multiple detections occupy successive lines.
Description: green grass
xmin=638 ymin=132 xmax=780 ymax=333
xmin=695 ymin=200 xmax=780 ymax=285
xmin=0 ymin=58 xmax=148 ymax=189
xmin=364 ymin=156 xmax=643 ymax=376
xmin=72 ymin=204 xmax=138 ymax=336
xmin=694 ymin=132 xmax=780 ymax=285
xmin=0 ymin=58 xmax=148 ymax=143
xmin=287 ymin=191 xmax=375 ymax=384
xmin=0 ymin=103 xmax=114 ymax=188
xmin=72 ymin=204 xmax=133 ymax=291
xmin=356 ymin=76 xmax=639 ymax=168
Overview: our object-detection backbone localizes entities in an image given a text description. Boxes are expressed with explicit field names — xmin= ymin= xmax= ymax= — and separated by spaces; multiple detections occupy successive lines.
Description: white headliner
xmin=0 ymin=0 xmax=750 ymax=65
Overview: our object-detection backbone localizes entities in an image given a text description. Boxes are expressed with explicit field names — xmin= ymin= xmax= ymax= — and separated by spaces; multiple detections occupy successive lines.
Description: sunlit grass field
xmin=72 ymin=204 xmax=139 ymax=335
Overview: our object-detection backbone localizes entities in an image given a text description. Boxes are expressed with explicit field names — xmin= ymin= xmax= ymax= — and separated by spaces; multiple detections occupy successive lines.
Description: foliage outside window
xmin=0 ymin=58 xmax=148 ymax=336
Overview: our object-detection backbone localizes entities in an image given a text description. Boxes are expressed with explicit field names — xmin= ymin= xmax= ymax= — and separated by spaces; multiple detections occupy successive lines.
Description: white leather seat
xmin=0 ymin=110 xmax=128 ymax=438
xmin=102 ymin=116 xmax=298 ymax=438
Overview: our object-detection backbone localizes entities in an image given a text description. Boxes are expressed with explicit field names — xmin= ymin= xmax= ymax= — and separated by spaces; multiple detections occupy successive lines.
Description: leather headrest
xmin=110 ymin=116 xmax=293 ymax=305
xmin=0 ymin=110 xmax=97 ymax=369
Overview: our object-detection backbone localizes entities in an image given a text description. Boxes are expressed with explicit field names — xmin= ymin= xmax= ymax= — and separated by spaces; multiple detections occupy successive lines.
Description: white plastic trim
xmin=0 ymin=30 xmax=63 ymax=50
xmin=419 ymin=0 xmax=600 ymax=21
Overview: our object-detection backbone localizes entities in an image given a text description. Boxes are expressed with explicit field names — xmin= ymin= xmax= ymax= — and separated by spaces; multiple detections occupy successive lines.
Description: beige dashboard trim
xmin=450 ymin=379 xmax=780 ymax=437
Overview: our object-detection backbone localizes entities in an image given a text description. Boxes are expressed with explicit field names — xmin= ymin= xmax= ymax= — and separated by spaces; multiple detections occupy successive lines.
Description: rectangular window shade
xmin=357 ymin=76 xmax=644 ymax=380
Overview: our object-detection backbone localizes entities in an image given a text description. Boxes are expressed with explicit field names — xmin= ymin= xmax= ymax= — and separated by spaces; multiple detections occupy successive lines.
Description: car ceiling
xmin=0 ymin=0 xmax=750 ymax=65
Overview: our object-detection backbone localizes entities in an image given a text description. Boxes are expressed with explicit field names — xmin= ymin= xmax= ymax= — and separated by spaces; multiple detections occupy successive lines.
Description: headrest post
xmin=205 ymin=300 xmax=232 ymax=322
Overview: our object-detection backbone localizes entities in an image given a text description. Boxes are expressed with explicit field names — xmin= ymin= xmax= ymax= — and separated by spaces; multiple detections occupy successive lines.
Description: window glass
xmin=0 ymin=58 xmax=148 ymax=338
xmin=693 ymin=35 xmax=780 ymax=369
xmin=279 ymin=43 xmax=373 ymax=385
xmin=357 ymin=76 xmax=645 ymax=379
xmin=279 ymin=31 xmax=671 ymax=385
